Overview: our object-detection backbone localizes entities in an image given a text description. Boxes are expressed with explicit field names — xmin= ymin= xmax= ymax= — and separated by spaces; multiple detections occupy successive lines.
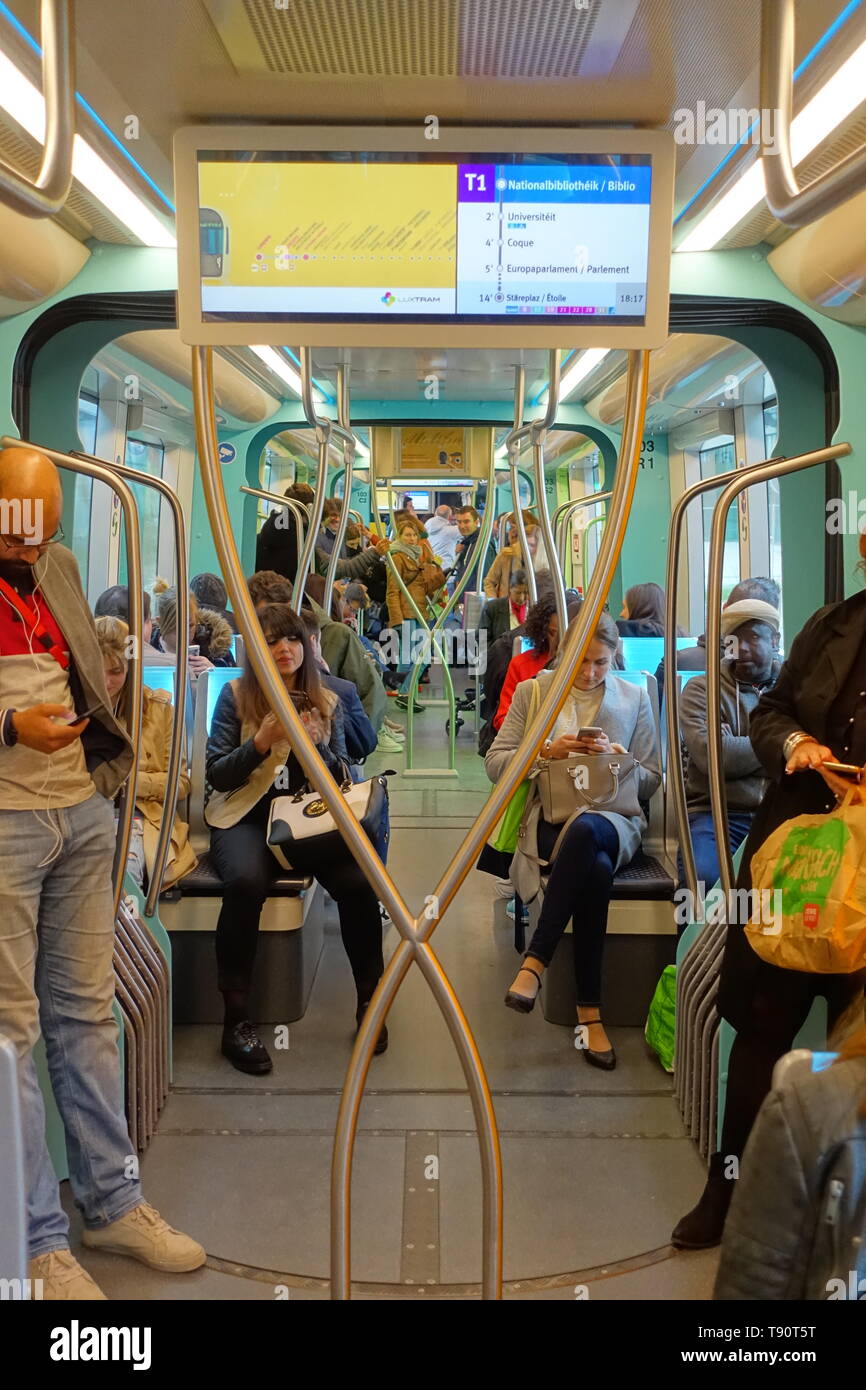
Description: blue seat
xmin=620 ymin=634 xmax=695 ymax=675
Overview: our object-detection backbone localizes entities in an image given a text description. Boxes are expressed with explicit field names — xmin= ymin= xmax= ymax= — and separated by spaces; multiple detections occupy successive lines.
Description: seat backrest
xmin=613 ymin=669 xmax=664 ymax=850
xmin=187 ymin=667 xmax=243 ymax=850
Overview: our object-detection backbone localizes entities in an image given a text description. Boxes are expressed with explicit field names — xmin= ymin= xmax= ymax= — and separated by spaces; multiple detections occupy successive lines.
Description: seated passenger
xmin=152 ymin=581 xmax=235 ymax=672
xmin=190 ymin=571 xmax=238 ymax=633
xmin=679 ymin=599 xmax=781 ymax=896
xmin=494 ymin=592 xmax=568 ymax=731
xmin=480 ymin=570 xmax=529 ymax=645
xmin=486 ymin=612 xmax=661 ymax=1070
xmin=94 ymin=583 xmax=171 ymax=664
xmin=247 ymin=570 xmax=390 ymax=740
xmin=483 ymin=521 xmax=539 ymax=598
xmin=616 ymin=581 xmax=680 ymax=638
xmin=94 ymin=616 xmax=196 ymax=893
xmin=206 ymin=603 xmax=387 ymax=1073
xmin=655 ymin=576 xmax=781 ymax=693
xmin=477 ymin=576 xmax=557 ymax=749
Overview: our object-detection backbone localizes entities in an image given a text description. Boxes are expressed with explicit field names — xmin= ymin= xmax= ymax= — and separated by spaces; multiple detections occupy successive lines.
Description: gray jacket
xmin=714 ymin=1053 xmax=866 ymax=1301
xmin=485 ymin=669 xmax=661 ymax=901
xmin=32 ymin=545 xmax=134 ymax=799
xmin=680 ymin=658 xmax=781 ymax=813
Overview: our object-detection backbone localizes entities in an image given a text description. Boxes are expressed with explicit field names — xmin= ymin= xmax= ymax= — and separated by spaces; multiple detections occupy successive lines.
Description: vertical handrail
xmin=502 ymin=367 xmax=537 ymax=604
xmin=0 ymin=0 xmax=76 ymax=218
xmin=4 ymin=437 xmax=144 ymax=918
xmin=323 ymin=366 xmax=358 ymax=614
xmin=294 ymin=347 xmax=331 ymax=611
xmin=705 ymin=442 xmax=852 ymax=897
xmin=191 ymin=348 xmax=505 ymax=1299
xmin=331 ymin=347 xmax=650 ymax=1302
xmin=240 ymin=484 xmax=307 ymax=594
xmin=531 ymin=350 xmax=566 ymax=636
xmin=554 ymin=491 xmax=613 ymax=576
xmin=760 ymin=0 xmax=866 ymax=228
xmin=73 ymin=450 xmax=187 ymax=916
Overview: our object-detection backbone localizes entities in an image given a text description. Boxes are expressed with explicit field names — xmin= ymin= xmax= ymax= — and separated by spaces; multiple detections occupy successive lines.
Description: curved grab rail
xmin=191 ymin=348 xmax=503 ymax=1298
xmin=531 ymin=351 xmax=567 ymax=636
xmin=0 ymin=0 xmax=76 ymax=218
xmin=581 ymin=513 xmax=606 ymax=595
xmin=294 ymin=347 xmax=332 ymax=610
xmin=554 ymin=491 xmax=612 ymax=576
xmin=332 ymin=348 xmax=650 ymax=1300
xmin=323 ymin=366 xmax=357 ymax=614
xmin=4 ymin=436 xmax=143 ymax=917
xmin=760 ymin=0 xmax=866 ymax=228
xmin=705 ymin=442 xmax=852 ymax=897
xmin=503 ymin=366 xmax=537 ymax=604
xmin=73 ymin=450 xmax=188 ymax=917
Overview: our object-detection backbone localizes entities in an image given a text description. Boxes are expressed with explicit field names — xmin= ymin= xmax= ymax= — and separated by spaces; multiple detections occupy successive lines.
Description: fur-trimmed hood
xmin=196 ymin=606 xmax=234 ymax=662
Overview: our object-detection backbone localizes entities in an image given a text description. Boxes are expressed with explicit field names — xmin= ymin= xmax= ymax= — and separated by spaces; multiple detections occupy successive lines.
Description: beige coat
xmin=136 ymin=687 xmax=197 ymax=888
xmin=483 ymin=544 xmax=523 ymax=599
xmin=386 ymin=541 xmax=437 ymax=625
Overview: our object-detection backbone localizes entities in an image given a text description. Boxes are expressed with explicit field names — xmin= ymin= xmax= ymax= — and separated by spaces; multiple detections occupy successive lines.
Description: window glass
xmin=72 ymin=392 xmax=99 ymax=578
xmin=119 ymin=434 xmax=165 ymax=588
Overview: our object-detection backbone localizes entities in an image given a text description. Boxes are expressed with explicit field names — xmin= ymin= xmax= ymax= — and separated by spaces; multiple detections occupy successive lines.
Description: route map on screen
xmin=196 ymin=153 xmax=653 ymax=326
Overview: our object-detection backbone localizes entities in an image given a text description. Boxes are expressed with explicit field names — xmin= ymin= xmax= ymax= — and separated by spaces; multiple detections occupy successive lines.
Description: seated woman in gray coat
xmin=485 ymin=611 xmax=660 ymax=1071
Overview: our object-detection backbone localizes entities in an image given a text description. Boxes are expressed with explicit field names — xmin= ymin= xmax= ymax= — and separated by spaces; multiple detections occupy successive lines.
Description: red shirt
xmin=494 ymin=648 xmax=551 ymax=730
xmin=0 ymin=583 xmax=70 ymax=666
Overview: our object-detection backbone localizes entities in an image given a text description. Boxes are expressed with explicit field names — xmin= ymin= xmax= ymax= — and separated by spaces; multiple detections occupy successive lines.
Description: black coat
xmin=480 ymin=597 xmax=520 ymax=645
xmin=720 ymin=591 xmax=866 ymax=1028
xmin=255 ymin=509 xmax=300 ymax=581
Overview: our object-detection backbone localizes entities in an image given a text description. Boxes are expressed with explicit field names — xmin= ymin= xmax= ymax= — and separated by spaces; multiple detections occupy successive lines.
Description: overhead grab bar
xmin=3 ymin=436 xmax=144 ymax=918
xmin=760 ymin=0 xmax=866 ymax=227
xmin=323 ymin=365 xmax=358 ymax=614
xmin=73 ymin=450 xmax=188 ymax=918
xmin=0 ymin=0 xmax=76 ymax=218
xmin=705 ymin=441 xmax=852 ymax=897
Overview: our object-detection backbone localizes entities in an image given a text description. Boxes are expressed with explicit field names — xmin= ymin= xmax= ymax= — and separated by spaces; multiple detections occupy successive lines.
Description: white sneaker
xmin=29 ymin=1249 xmax=107 ymax=1300
xmin=376 ymin=730 xmax=405 ymax=753
xmin=82 ymin=1202 xmax=206 ymax=1273
xmin=383 ymin=719 xmax=405 ymax=738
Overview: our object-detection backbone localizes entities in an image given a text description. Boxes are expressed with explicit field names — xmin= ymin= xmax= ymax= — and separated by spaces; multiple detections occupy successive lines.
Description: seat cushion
xmin=163 ymin=851 xmax=310 ymax=899
xmin=610 ymin=850 xmax=675 ymax=901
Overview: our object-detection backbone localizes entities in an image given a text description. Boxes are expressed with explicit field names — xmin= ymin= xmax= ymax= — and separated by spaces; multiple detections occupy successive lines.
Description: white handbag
xmin=267 ymin=774 xmax=386 ymax=870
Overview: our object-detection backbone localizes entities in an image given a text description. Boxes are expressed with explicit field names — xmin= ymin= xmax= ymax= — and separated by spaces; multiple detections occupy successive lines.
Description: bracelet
xmin=783 ymin=731 xmax=814 ymax=760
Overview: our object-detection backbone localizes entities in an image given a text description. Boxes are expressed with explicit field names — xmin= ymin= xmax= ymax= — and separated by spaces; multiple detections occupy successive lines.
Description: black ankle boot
xmin=356 ymin=1001 xmax=389 ymax=1055
xmin=671 ymin=1151 xmax=736 ymax=1249
xmin=221 ymin=1020 xmax=273 ymax=1075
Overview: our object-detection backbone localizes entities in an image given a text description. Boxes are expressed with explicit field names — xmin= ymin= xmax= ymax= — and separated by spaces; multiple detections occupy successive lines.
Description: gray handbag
xmin=536 ymin=751 xmax=639 ymax=823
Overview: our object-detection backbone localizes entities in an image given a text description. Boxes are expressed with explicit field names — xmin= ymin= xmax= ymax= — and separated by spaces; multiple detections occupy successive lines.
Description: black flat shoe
xmin=221 ymin=1020 xmax=273 ymax=1074
xmin=575 ymin=1016 xmax=616 ymax=1071
xmin=505 ymin=964 xmax=543 ymax=1014
xmin=394 ymin=697 xmax=424 ymax=713
xmin=356 ymin=1002 xmax=389 ymax=1055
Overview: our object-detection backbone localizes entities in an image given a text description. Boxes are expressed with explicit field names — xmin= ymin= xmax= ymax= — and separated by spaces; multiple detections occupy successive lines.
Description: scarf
xmin=510 ymin=599 xmax=527 ymax=625
xmin=392 ymin=540 xmax=422 ymax=562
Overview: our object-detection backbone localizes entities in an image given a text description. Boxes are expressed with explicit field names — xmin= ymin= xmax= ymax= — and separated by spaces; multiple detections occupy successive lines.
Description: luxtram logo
xmin=381 ymin=291 xmax=396 ymax=306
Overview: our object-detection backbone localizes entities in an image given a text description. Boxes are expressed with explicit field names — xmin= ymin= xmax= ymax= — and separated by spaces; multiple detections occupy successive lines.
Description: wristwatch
xmin=1 ymin=709 xmax=18 ymax=747
xmin=783 ymin=731 xmax=813 ymax=760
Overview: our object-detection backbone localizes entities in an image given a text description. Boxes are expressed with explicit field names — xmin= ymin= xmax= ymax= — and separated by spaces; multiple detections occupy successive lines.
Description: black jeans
xmin=525 ymin=813 xmax=620 ymax=1007
xmin=210 ymin=796 xmax=384 ymax=1004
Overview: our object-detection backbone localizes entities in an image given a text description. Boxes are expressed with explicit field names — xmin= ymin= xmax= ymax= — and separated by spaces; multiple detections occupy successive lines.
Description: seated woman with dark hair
xmin=206 ymin=603 xmax=387 ymax=1073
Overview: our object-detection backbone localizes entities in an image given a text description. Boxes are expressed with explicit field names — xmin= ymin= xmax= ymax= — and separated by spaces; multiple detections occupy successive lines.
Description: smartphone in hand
xmin=822 ymin=761 xmax=862 ymax=781
xmin=56 ymin=703 xmax=101 ymax=725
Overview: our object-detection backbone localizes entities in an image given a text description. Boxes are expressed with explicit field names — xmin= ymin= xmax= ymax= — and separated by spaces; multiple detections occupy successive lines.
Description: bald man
xmin=0 ymin=447 xmax=204 ymax=1298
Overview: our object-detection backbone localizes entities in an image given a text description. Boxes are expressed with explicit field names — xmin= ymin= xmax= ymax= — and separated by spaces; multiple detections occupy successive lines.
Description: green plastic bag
xmin=645 ymin=964 xmax=676 ymax=1073
xmin=491 ymin=780 xmax=531 ymax=854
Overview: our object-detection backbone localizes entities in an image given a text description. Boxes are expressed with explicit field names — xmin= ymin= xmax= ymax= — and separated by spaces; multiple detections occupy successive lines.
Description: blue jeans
xmin=398 ymin=619 xmax=430 ymax=695
xmin=0 ymin=793 xmax=143 ymax=1258
xmin=678 ymin=810 xmax=754 ymax=898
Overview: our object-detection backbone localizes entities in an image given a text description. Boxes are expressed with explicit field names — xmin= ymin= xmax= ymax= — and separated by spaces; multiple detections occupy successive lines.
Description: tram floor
xmin=62 ymin=680 xmax=721 ymax=1299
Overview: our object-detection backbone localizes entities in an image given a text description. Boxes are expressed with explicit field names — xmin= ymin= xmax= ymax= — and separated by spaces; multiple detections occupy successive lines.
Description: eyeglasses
xmin=0 ymin=522 xmax=65 ymax=552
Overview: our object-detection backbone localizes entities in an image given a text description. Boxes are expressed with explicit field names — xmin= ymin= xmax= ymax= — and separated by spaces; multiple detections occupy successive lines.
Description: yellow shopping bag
xmin=747 ymin=788 xmax=866 ymax=973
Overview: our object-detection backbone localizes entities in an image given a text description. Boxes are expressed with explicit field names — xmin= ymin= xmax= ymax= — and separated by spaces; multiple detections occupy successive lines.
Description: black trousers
xmin=525 ymin=814 xmax=619 ymax=1007
xmin=210 ymin=796 xmax=384 ymax=1004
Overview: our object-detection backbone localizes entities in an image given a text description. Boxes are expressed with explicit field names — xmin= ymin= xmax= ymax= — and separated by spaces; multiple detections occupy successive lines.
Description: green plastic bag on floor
xmin=645 ymin=964 xmax=676 ymax=1073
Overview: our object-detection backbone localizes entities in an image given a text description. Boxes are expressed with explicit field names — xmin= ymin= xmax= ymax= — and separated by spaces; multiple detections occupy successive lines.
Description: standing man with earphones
xmin=0 ymin=446 xmax=204 ymax=1299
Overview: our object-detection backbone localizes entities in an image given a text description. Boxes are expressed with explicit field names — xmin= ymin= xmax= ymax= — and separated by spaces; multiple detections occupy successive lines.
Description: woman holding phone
xmin=673 ymin=573 xmax=866 ymax=1250
xmin=205 ymin=603 xmax=386 ymax=1074
xmin=485 ymin=612 xmax=660 ymax=1069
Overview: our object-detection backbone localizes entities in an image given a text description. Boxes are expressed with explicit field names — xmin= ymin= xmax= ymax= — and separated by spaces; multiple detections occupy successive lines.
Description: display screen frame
xmin=174 ymin=125 xmax=674 ymax=349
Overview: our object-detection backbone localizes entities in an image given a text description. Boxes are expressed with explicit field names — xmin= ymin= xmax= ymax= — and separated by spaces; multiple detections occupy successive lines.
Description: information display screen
xmin=175 ymin=128 xmax=673 ymax=347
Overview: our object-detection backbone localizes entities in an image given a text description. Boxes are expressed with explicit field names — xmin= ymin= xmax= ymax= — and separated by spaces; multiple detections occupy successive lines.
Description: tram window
xmin=72 ymin=390 xmax=100 ymax=579
xmin=119 ymin=435 xmax=166 ymax=586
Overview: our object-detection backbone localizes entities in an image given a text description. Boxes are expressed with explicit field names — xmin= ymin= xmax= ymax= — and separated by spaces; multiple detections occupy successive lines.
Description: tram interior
xmin=0 ymin=0 xmax=865 ymax=1304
